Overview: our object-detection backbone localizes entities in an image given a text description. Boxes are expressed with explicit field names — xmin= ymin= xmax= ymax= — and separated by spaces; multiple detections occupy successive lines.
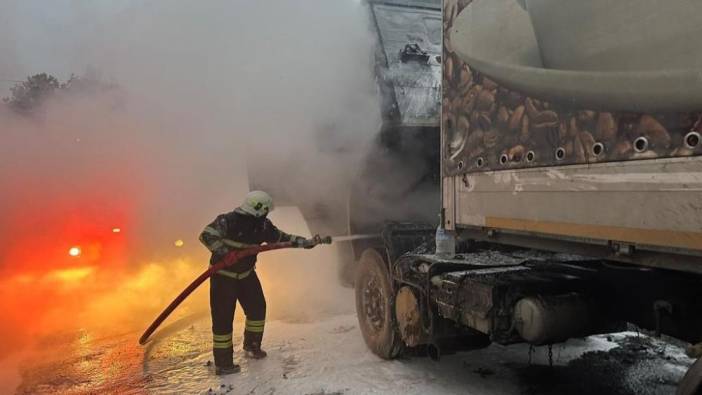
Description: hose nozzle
xmin=309 ymin=235 xmax=333 ymax=246
xmin=311 ymin=235 xmax=332 ymax=245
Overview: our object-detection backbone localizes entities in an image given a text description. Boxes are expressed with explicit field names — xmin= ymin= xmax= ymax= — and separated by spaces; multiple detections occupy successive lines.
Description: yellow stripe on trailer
xmin=485 ymin=217 xmax=702 ymax=252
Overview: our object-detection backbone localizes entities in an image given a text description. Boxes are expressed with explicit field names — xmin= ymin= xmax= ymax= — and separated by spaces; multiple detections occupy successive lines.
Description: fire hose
xmin=139 ymin=235 xmax=332 ymax=345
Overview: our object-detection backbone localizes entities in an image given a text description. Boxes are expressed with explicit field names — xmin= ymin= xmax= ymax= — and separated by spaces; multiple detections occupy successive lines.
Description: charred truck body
xmin=346 ymin=0 xmax=443 ymax=281
xmin=248 ymin=0 xmax=444 ymax=284
xmin=352 ymin=0 xmax=702 ymax=393
xmin=251 ymin=0 xmax=702 ymax=391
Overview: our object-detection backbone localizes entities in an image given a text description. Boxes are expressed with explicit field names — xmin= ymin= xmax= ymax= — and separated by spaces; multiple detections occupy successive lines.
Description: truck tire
xmin=355 ymin=248 xmax=403 ymax=359
xmin=678 ymin=357 xmax=702 ymax=395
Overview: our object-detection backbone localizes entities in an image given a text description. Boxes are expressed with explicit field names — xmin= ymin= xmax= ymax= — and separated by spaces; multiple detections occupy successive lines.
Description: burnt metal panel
xmin=432 ymin=259 xmax=597 ymax=343
xmin=369 ymin=0 xmax=442 ymax=127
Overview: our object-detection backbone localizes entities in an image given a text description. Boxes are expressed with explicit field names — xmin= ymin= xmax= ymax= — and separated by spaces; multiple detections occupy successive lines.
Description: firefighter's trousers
xmin=209 ymin=269 xmax=266 ymax=367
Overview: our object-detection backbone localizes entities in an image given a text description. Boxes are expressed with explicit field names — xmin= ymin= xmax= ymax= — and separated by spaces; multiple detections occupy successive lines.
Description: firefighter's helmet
xmin=240 ymin=190 xmax=274 ymax=217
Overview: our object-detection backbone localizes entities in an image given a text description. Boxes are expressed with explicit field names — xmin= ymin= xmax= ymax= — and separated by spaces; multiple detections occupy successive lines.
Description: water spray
xmin=329 ymin=234 xmax=380 ymax=242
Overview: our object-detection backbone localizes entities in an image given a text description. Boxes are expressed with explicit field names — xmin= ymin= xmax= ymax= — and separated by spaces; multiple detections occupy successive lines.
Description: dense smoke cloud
xmin=0 ymin=0 xmax=377 ymax=365
xmin=1 ymin=0 xmax=379 ymax=241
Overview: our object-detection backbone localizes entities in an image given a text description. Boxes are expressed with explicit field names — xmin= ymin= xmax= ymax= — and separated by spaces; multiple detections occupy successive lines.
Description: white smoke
xmin=0 ymin=0 xmax=378 ymax=360
xmin=0 ymin=0 xmax=379 ymax=254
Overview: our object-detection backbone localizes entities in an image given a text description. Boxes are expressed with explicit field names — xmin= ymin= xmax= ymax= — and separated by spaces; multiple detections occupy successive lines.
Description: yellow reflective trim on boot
xmin=245 ymin=320 xmax=265 ymax=333
xmin=213 ymin=340 xmax=233 ymax=349
xmin=213 ymin=333 xmax=233 ymax=341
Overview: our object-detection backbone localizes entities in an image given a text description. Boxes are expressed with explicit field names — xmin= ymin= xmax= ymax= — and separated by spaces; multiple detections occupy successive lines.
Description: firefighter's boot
xmin=244 ymin=345 xmax=267 ymax=359
xmin=213 ymin=348 xmax=241 ymax=375
xmin=243 ymin=327 xmax=267 ymax=359
xmin=215 ymin=364 xmax=241 ymax=376
xmin=213 ymin=333 xmax=240 ymax=375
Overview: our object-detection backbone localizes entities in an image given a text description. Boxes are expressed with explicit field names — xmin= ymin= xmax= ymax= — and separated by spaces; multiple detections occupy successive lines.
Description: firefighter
xmin=199 ymin=190 xmax=315 ymax=375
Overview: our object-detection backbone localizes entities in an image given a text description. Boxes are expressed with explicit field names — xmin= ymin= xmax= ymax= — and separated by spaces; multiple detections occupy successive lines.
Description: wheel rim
xmin=361 ymin=272 xmax=385 ymax=332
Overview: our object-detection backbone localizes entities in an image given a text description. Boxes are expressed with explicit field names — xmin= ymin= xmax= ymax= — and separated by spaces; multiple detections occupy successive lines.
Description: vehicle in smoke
xmin=350 ymin=0 xmax=702 ymax=394
xmin=345 ymin=0 xmax=443 ymax=283
xmin=248 ymin=0 xmax=443 ymax=285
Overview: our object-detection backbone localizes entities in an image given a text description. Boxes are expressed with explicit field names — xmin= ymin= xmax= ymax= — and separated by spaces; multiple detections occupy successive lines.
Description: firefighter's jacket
xmin=199 ymin=208 xmax=297 ymax=275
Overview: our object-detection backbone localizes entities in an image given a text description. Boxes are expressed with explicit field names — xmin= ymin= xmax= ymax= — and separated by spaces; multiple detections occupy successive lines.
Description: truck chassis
xmin=354 ymin=223 xmax=702 ymax=392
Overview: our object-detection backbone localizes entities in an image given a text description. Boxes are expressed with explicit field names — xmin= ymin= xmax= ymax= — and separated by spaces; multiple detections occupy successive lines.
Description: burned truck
xmin=248 ymin=0 xmax=444 ymax=285
xmin=344 ymin=0 xmax=443 ymax=282
xmin=251 ymin=0 xmax=702 ymax=391
xmin=351 ymin=0 xmax=702 ymax=394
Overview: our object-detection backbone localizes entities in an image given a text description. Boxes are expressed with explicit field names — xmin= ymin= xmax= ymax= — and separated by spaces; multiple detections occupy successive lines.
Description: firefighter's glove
xmin=307 ymin=235 xmax=332 ymax=248
xmin=296 ymin=235 xmax=317 ymax=249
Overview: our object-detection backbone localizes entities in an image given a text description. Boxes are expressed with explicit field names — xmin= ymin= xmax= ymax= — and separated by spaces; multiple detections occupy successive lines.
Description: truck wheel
xmin=678 ymin=357 xmax=702 ymax=395
xmin=355 ymin=248 xmax=403 ymax=359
